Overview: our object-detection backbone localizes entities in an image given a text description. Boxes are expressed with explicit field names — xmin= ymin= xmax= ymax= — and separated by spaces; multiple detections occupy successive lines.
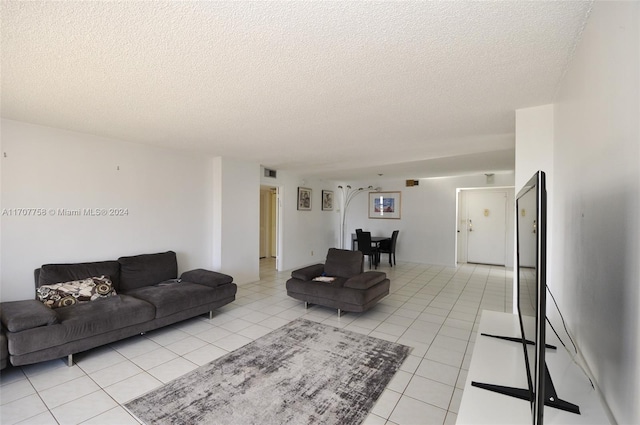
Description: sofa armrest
xmin=0 ymin=300 xmax=58 ymax=332
xmin=291 ymin=264 xmax=325 ymax=281
xmin=343 ymin=271 xmax=387 ymax=290
xmin=180 ymin=268 xmax=233 ymax=288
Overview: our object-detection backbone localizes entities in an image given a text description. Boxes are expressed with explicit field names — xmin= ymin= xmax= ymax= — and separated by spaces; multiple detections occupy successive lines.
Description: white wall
xmin=343 ymin=173 xmax=515 ymax=267
xmin=260 ymin=168 xmax=337 ymax=271
xmin=552 ymin=2 xmax=639 ymax=423
xmin=213 ymin=157 xmax=260 ymax=284
xmin=0 ymin=120 xmax=214 ymax=301
xmin=515 ymin=104 xmax=554 ymax=191
xmin=514 ymin=104 xmax=555 ymax=311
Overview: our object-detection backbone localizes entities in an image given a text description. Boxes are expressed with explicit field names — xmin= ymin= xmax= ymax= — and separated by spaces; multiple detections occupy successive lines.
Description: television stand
xmin=472 ymin=364 xmax=580 ymax=415
xmin=458 ymin=311 xmax=611 ymax=424
xmin=481 ymin=332 xmax=557 ymax=350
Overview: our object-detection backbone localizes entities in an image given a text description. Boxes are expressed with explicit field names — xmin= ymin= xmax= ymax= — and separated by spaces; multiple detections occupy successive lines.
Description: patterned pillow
xmin=36 ymin=275 xmax=117 ymax=309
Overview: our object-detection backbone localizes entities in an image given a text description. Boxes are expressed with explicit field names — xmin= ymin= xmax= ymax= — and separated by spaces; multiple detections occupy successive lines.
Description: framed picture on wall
xmin=369 ymin=191 xmax=401 ymax=219
xmin=297 ymin=187 xmax=312 ymax=211
xmin=321 ymin=190 xmax=334 ymax=211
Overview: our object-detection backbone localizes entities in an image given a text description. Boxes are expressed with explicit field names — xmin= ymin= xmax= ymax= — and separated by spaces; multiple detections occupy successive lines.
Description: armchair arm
xmin=291 ymin=264 xmax=325 ymax=281
xmin=343 ymin=271 xmax=387 ymax=290
xmin=180 ymin=269 xmax=233 ymax=288
xmin=0 ymin=300 xmax=58 ymax=332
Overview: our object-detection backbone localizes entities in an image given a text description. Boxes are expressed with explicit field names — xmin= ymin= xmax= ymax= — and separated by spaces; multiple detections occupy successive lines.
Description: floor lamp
xmin=338 ymin=185 xmax=381 ymax=249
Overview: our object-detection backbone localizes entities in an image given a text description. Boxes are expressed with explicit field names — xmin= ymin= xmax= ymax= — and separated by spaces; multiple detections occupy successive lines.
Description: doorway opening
xmin=456 ymin=187 xmax=514 ymax=266
xmin=260 ymin=185 xmax=280 ymax=274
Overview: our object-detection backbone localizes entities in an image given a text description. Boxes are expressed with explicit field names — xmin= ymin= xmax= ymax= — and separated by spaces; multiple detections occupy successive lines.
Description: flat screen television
xmin=472 ymin=170 xmax=579 ymax=424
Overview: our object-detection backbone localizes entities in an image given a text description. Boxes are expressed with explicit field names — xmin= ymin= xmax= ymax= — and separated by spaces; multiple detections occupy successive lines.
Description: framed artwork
xmin=369 ymin=191 xmax=401 ymax=219
xmin=297 ymin=187 xmax=312 ymax=211
xmin=321 ymin=190 xmax=334 ymax=211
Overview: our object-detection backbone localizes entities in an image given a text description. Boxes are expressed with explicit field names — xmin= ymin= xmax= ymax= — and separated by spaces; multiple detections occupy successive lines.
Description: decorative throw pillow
xmin=36 ymin=275 xmax=117 ymax=309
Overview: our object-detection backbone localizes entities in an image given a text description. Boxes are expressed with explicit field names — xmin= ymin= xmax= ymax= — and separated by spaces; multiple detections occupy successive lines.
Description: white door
xmin=259 ymin=189 xmax=269 ymax=258
xmin=270 ymin=189 xmax=278 ymax=258
xmin=466 ymin=191 xmax=507 ymax=265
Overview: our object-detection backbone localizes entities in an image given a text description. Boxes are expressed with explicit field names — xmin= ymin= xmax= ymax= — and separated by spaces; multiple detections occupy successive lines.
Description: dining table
xmin=351 ymin=233 xmax=391 ymax=252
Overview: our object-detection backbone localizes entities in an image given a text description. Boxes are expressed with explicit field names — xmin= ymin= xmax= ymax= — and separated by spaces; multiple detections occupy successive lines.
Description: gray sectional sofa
xmin=286 ymin=248 xmax=390 ymax=316
xmin=0 ymin=251 xmax=237 ymax=368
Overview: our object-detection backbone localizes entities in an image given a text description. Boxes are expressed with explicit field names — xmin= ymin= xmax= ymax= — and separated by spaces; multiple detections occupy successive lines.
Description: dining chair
xmin=379 ymin=230 xmax=399 ymax=266
xmin=356 ymin=231 xmax=379 ymax=269
xmin=354 ymin=229 xmax=363 ymax=251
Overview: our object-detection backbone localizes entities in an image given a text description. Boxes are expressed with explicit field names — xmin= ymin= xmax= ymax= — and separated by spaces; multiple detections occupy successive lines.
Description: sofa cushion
xmin=7 ymin=295 xmax=155 ymax=356
xmin=1 ymin=330 xmax=7 ymax=370
xmin=125 ymin=282 xmax=235 ymax=319
xmin=36 ymin=276 xmax=117 ymax=309
xmin=118 ymin=251 xmax=178 ymax=291
xmin=37 ymin=261 xmax=121 ymax=291
xmin=1 ymin=300 xmax=59 ymax=332
xmin=324 ymin=248 xmax=363 ymax=278
xmin=180 ymin=269 xmax=233 ymax=288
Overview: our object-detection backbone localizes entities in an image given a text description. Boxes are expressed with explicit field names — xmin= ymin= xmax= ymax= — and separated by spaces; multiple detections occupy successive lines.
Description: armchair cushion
xmin=324 ymin=248 xmax=363 ymax=278
xmin=291 ymin=264 xmax=325 ymax=281
xmin=1 ymin=300 xmax=58 ymax=332
xmin=344 ymin=271 xmax=387 ymax=290
xmin=180 ymin=269 xmax=233 ymax=288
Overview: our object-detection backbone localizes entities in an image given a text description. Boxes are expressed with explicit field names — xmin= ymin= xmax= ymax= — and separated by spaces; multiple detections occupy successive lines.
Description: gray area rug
xmin=125 ymin=318 xmax=411 ymax=425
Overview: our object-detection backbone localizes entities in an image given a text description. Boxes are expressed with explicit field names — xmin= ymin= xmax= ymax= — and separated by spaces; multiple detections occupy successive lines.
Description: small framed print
xmin=369 ymin=191 xmax=401 ymax=219
xmin=297 ymin=187 xmax=312 ymax=211
xmin=321 ymin=190 xmax=334 ymax=211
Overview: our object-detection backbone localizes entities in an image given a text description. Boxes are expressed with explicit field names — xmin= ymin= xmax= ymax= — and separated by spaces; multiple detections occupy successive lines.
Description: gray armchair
xmin=285 ymin=248 xmax=390 ymax=316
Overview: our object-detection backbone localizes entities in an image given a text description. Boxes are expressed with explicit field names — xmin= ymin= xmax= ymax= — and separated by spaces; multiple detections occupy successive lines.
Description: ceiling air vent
xmin=264 ymin=168 xmax=277 ymax=178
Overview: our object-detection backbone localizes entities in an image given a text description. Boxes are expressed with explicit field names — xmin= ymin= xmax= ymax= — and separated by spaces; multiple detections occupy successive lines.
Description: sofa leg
xmin=337 ymin=309 xmax=342 ymax=317
xmin=304 ymin=301 xmax=309 ymax=309
xmin=209 ymin=311 xmax=214 ymax=320
xmin=67 ymin=354 xmax=73 ymax=367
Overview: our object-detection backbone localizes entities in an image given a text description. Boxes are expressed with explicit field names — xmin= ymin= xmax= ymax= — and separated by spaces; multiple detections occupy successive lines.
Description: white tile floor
xmin=0 ymin=258 xmax=512 ymax=425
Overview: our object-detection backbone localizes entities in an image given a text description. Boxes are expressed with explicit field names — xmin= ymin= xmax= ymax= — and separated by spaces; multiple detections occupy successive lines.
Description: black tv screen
xmin=472 ymin=170 xmax=579 ymax=424
xmin=516 ymin=170 xmax=580 ymax=424
xmin=516 ymin=170 xmax=547 ymax=425
xmin=471 ymin=171 xmax=580 ymax=425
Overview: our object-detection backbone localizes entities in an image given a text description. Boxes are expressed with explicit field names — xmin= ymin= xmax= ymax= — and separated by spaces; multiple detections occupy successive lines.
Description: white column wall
xmin=212 ymin=157 xmax=260 ymax=284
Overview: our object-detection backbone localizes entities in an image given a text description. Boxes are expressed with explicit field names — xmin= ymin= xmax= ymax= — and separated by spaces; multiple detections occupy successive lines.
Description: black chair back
xmin=356 ymin=231 xmax=378 ymax=269
xmin=379 ymin=230 xmax=399 ymax=266
xmin=357 ymin=231 xmax=374 ymax=254
xmin=390 ymin=230 xmax=399 ymax=250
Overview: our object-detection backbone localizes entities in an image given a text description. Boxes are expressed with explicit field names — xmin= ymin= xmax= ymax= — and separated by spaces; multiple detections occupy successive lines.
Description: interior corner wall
xmin=0 ymin=119 xmax=214 ymax=301
xmin=212 ymin=157 xmax=260 ymax=284
xmin=260 ymin=169 xmax=338 ymax=272
xmin=551 ymin=2 xmax=640 ymax=424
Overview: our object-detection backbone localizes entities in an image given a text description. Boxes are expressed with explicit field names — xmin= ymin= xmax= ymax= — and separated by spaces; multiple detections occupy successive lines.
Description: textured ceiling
xmin=1 ymin=1 xmax=592 ymax=180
